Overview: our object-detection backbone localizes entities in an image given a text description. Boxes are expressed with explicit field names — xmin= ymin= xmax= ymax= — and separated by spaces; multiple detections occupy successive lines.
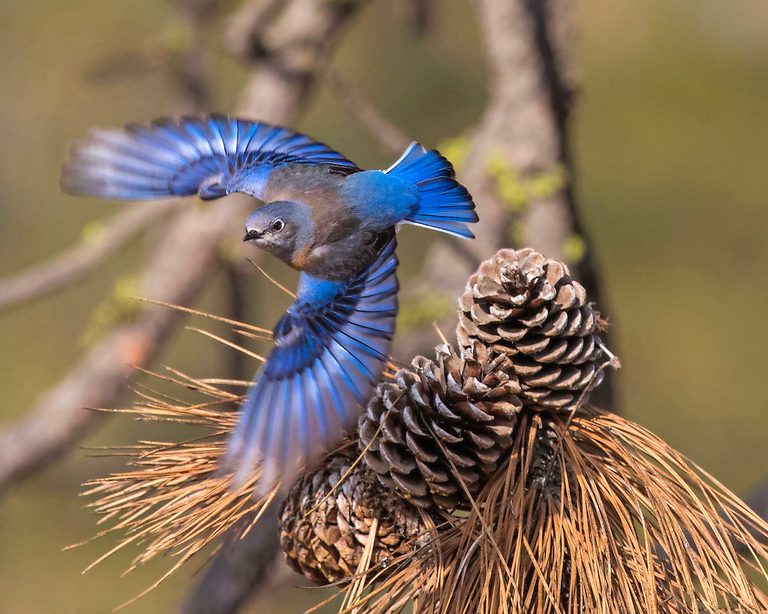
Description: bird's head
xmin=243 ymin=200 xmax=311 ymax=265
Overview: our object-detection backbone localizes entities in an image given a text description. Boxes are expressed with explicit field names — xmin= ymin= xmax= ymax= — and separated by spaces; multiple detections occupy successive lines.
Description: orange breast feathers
xmin=291 ymin=245 xmax=312 ymax=270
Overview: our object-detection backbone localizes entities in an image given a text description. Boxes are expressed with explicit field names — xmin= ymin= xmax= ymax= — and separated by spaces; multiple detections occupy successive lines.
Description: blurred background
xmin=1 ymin=0 xmax=767 ymax=611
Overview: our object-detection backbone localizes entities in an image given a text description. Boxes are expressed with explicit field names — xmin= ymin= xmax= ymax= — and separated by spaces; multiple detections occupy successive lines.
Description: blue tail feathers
xmin=386 ymin=142 xmax=478 ymax=239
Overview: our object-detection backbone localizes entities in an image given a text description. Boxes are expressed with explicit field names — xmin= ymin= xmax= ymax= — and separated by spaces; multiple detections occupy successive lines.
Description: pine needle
xmin=247 ymin=258 xmax=296 ymax=298
xmin=343 ymin=407 xmax=768 ymax=613
xmin=79 ymin=302 xmax=768 ymax=613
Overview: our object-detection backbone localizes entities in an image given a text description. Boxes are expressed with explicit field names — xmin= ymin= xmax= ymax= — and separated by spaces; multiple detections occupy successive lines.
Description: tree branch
xmin=0 ymin=201 xmax=178 ymax=314
xmin=223 ymin=0 xmax=285 ymax=61
xmin=461 ymin=0 xmax=567 ymax=259
xmin=180 ymin=505 xmax=281 ymax=614
xmin=326 ymin=69 xmax=411 ymax=156
xmin=397 ymin=0 xmax=614 ymax=411
xmin=0 ymin=203 xmax=237 ymax=490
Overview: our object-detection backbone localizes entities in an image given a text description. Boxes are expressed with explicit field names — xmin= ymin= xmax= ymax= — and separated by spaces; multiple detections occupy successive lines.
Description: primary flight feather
xmin=62 ymin=114 xmax=478 ymax=492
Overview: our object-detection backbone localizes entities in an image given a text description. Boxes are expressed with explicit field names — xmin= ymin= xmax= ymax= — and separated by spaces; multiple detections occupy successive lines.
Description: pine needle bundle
xmin=342 ymin=407 xmax=768 ymax=613
xmin=80 ymin=249 xmax=768 ymax=613
xmin=75 ymin=368 xmax=276 ymax=606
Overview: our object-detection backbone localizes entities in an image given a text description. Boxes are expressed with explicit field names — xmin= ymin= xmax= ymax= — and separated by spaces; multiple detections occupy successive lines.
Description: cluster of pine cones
xmin=280 ymin=248 xmax=609 ymax=584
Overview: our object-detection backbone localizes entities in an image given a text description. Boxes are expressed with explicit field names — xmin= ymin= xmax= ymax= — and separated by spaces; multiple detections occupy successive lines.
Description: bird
xmin=61 ymin=114 xmax=478 ymax=493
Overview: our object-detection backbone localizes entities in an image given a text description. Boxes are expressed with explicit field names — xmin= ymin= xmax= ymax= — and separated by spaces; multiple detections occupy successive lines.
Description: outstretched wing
xmin=61 ymin=114 xmax=358 ymax=201
xmin=224 ymin=236 xmax=399 ymax=493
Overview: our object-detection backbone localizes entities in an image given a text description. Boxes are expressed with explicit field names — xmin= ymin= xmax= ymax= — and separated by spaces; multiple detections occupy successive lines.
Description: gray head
xmin=243 ymin=200 xmax=312 ymax=266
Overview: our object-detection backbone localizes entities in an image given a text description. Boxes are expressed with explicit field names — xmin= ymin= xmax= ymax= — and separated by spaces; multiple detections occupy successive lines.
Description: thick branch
xmin=0 ymin=203 xmax=237 ymax=490
xmin=0 ymin=201 xmax=177 ymax=314
xmin=463 ymin=0 xmax=569 ymax=259
xmin=400 ymin=0 xmax=614 ymax=411
xmin=180 ymin=506 xmax=280 ymax=614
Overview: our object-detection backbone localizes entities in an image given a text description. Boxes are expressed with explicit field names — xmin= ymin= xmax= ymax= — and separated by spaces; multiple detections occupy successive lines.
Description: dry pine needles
xmin=80 ymin=248 xmax=768 ymax=613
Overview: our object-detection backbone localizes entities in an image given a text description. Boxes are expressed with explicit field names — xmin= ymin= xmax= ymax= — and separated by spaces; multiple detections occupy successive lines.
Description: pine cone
xmin=457 ymin=248 xmax=606 ymax=413
xmin=279 ymin=445 xmax=426 ymax=585
xmin=359 ymin=344 xmax=523 ymax=510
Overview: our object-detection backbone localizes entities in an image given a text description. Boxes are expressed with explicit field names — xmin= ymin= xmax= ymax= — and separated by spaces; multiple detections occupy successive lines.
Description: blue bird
xmin=62 ymin=115 xmax=478 ymax=492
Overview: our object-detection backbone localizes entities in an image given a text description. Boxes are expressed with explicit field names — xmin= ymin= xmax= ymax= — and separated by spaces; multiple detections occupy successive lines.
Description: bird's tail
xmin=386 ymin=142 xmax=478 ymax=239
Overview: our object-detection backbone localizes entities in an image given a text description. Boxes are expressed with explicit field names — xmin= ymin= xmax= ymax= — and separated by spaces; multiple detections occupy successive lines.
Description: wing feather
xmin=224 ymin=237 xmax=399 ymax=493
xmin=62 ymin=114 xmax=358 ymax=201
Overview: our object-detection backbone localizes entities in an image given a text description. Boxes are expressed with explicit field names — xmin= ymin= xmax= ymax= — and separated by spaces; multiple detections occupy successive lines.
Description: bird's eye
xmin=271 ymin=218 xmax=285 ymax=232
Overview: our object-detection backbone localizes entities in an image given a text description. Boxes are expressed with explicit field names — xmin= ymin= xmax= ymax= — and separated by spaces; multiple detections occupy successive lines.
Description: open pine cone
xmin=359 ymin=345 xmax=523 ymax=510
xmin=279 ymin=445 xmax=427 ymax=585
xmin=457 ymin=248 xmax=606 ymax=413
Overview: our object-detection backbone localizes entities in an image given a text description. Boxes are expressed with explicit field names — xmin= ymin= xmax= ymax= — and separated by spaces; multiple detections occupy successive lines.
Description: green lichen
xmin=563 ymin=233 xmax=586 ymax=264
xmin=81 ymin=274 xmax=142 ymax=347
xmin=485 ymin=150 xmax=567 ymax=212
xmin=80 ymin=220 xmax=106 ymax=246
xmin=437 ymin=135 xmax=471 ymax=173
xmin=162 ymin=21 xmax=194 ymax=54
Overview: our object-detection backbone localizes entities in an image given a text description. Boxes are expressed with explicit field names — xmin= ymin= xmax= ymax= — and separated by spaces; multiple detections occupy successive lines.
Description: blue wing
xmin=61 ymin=115 xmax=358 ymax=201
xmin=224 ymin=236 xmax=399 ymax=493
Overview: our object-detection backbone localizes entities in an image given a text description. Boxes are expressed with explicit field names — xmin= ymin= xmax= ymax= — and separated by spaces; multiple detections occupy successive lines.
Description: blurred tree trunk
xmin=397 ymin=0 xmax=615 ymax=408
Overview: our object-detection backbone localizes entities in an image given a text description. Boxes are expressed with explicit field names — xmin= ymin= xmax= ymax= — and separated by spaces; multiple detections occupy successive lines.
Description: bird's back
xmin=340 ymin=171 xmax=419 ymax=229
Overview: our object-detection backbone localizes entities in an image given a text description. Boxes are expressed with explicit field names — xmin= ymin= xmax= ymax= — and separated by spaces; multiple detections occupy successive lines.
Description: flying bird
xmin=62 ymin=115 xmax=478 ymax=492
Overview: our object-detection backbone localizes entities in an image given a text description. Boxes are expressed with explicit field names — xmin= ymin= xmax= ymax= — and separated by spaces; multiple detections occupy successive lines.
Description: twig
xmin=0 ymin=201 xmax=178 ymax=314
xmin=170 ymin=0 xmax=221 ymax=111
xmin=223 ymin=0 xmax=285 ymax=61
xmin=327 ymin=69 xmax=411 ymax=156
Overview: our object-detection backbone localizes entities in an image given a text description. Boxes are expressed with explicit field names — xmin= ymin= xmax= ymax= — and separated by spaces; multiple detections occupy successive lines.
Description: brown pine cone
xmin=457 ymin=248 xmax=606 ymax=413
xmin=279 ymin=445 xmax=426 ymax=585
xmin=359 ymin=344 xmax=523 ymax=510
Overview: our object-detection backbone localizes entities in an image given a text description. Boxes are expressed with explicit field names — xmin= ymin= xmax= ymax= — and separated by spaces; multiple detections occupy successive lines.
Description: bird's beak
xmin=243 ymin=228 xmax=262 ymax=242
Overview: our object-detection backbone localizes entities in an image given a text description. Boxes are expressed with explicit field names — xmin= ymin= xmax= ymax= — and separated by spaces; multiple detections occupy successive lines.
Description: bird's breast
xmin=292 ymin=229 xmax=391 ymax=282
